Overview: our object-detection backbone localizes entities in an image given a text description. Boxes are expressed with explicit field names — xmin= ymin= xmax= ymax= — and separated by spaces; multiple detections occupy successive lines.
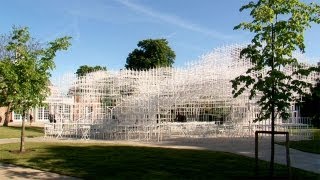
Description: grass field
xmin=0 ymin=126 xmax=44 ymax=139
xmin=289 ymin=129 xmax=320 ymax=154
xmin=277 ymin=129 xmax=320 ymax=154
xmin=312 ymin=129 xmax=320 ymax=140
xmin=0 ymin=142 xmax=318 ymax=179
xmin=286 ymin=139 xmax=320 ymax=154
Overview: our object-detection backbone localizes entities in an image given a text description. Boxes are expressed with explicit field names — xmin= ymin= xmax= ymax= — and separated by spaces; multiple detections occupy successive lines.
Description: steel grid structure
xmin=44 ymin=44 xmax=318 ymax=141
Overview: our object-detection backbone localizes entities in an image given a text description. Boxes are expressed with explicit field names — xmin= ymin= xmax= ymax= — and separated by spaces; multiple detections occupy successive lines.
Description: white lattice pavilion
xmin=44 ymin=44 xmax=319 ymax=141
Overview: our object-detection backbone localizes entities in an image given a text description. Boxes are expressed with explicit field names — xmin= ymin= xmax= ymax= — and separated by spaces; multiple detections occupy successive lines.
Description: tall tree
xmin=125 ymin=39 xmax=175 ymax=70
xmin=231 ymin=0 xmax=320 ymax=176
xmin=76 ymin=65 xmax=107 ymax=77
xmin=0 ymin=26 xmax=71 ymax=152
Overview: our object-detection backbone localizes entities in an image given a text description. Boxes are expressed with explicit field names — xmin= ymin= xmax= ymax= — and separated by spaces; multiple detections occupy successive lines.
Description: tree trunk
xmin=19 ymin=111 xmax=26 ymax=153
xmin=3 ymin=103 xmax=12 ymax=127
xmin=270 ymin=19 xmax=276 ymax=177
xmin=270 ymin=106 xmax=275 ymax=176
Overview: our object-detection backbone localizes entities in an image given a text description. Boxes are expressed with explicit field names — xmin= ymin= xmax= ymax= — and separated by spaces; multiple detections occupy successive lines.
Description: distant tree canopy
xmin=125 ymin=39 xmax=175 ymax=70
xmin=299 ymin=81 xmax=320 ymax=127
xmin=76 ymin=65 xmax=107 ymax=77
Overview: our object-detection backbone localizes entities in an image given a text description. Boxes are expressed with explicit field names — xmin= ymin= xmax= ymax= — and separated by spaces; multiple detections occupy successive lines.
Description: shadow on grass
xmin=2 ymin=143 xmax=317 ymax=179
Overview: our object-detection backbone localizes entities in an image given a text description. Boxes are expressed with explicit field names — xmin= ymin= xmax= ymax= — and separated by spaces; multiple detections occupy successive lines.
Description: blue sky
xmin=1 ymin=0 xmax=320 ymax=79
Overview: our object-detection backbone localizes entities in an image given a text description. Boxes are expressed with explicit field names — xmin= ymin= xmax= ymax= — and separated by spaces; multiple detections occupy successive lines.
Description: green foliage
xmin=0 ymin=26 xmax=71 ymax=151
xmin=75 ymin=65 xmax=107 ymax=77
xmin=102 ymin=95 xmax=117 ymax=107
xmin=0 ymin=59 xmax=17 ymax=107
xmin=299 ymin=81 xmax=320 ymax=127
xmin=125 ymin=39 xmax=176 ymax=70
xmin=0 ymin=26 xmax=71 ymax=114
xmin=231 ymin=0 xmax=320 ymax=122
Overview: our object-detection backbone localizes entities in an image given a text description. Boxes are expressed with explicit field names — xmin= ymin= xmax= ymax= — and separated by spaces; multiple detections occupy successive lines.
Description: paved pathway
xmin=0 ymin=136 xmax=319 ymax=179
xmin=156 ymin=137 xmax=320 ymax=174
xmin=0 ymin=163 xmax=79 ymax=180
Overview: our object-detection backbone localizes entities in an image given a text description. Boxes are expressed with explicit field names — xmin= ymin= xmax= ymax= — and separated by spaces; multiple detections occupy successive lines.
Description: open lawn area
xmin=277 ymin=129 xmax=320 ymax=154
xmin=0 ymin=126 xmax=44 ymax=139
xmin=0 ymin=142 xmax=318 ymax=179
xmin=289 ymin=129 xmax=320 ymax=154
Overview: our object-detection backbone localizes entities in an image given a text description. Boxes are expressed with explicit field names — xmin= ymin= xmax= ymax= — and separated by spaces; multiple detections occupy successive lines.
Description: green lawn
xmin=312 ymin=129 xmax=320 ymax=140
xmin=0 ymin=142 xmax=318 ymax=179
xmin=0 ymin=126 xmax=44 ymax=139
xmin=278 ymin=129 xmax=320 ymax=154
xmin=286 ymin=140 xmax=320 ymax=154
xmin=290 ymin=129 xmax=320 ymax=154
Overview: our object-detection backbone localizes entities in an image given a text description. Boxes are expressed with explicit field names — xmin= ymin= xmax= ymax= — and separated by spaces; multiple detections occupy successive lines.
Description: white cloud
xmin=115 ymin=0 xmax=232 ymax=40
xmin=67 ymin=2 xmax=156 ymax=25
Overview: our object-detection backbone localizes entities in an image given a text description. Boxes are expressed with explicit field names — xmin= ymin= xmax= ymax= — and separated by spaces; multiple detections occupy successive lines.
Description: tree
xmin=125 ymin=39 xmax=175 ymax=70
xmin=76 ymin=65 xmax=107 ymax=77
xmin=0 ymin=26 xmax=71 ymax=152
xmin=299 ymin=80 xmax=320 ymax=127
xmin=0 ymin=32 xmax=41 ymax=126
xmin=0 ymin=35 xmax=11 ymax=59
xmin=231 ymin=0 xmax=320 ymax=176
xmin=0 ymin=59 xmax=17 ymax=126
